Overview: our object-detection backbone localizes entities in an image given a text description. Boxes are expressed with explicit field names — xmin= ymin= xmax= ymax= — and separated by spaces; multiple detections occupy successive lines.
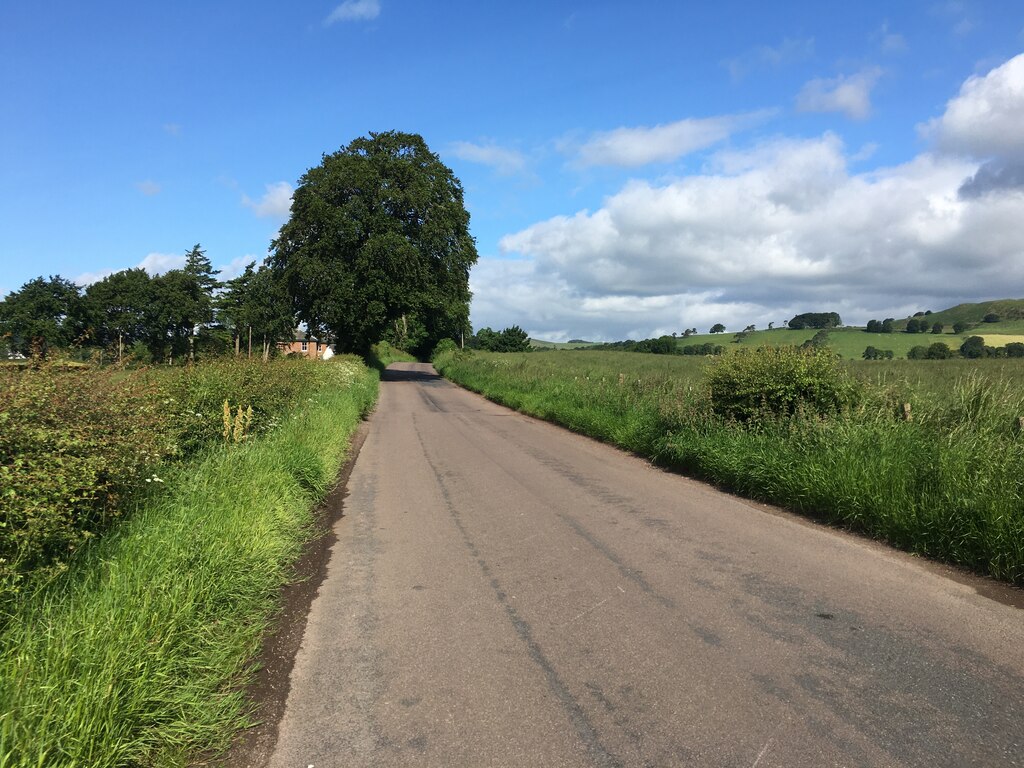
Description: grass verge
xmin=0 ymin=358 xmax=378 ymax=767
xmin=434 ymin=350 xmax=1024 ymax=585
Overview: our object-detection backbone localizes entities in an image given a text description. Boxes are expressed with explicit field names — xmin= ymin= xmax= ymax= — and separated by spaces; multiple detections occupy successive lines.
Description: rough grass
xmin=0 ymin=357 xmax=378 ymax=767
xmin=434 ymin=349 xmax=1024 ymax=585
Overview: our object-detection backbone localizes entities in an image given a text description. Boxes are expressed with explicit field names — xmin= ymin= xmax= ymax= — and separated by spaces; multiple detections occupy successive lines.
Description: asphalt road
xmin=267 ymin=362 xmax=1024 ymax=767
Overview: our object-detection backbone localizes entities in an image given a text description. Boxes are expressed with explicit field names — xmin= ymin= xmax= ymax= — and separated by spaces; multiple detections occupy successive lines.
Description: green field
xmin=533 ymin=321 xmax=1024 ymax=359
xmin=434 ymin=348 xmax=1024 ymax=586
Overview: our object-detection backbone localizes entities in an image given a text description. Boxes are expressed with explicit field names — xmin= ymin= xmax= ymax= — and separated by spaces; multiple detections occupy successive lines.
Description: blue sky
xmin=3 ymin=1 xmax=1024 ymax=341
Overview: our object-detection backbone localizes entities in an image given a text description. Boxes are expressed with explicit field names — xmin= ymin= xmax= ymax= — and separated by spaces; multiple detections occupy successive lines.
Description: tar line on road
xmin=252 ymin=362 xmax=1023 ymax=768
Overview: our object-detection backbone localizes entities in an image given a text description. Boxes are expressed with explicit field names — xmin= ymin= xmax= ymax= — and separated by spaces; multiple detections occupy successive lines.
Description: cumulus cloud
xmin=925 ymin=53 xmax=1024 ymax=160
xmin=572 ymin=111 xmax=773 ymax=168
xmin=324 ymin=0 xmax=380 ymax=25
xmin=242 ymin=181 xmax=294 ymax=219
xmin=449 ymin=141 xmax=527 ymax=175
xmin=476 ymin=127 xmax=1024 ymax=340
xmin=796 ymin=68 xmax=883 ymax=120
xmin=135 ymin=180 xmax=161 ymax=196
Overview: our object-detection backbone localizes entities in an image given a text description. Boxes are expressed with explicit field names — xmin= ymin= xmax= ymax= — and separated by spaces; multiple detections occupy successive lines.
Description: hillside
xmin=893 ymin=298 xmax=1024 ymax=330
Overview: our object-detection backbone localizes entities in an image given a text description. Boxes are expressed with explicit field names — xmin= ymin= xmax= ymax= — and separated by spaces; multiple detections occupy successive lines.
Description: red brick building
xmin=277 ymin=332 xmax=333 ymax=359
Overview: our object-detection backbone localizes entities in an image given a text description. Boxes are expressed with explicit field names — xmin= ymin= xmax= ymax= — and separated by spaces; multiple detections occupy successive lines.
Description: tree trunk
xmin=262 ymin=335 xmax=269 ymax=363
xmin=188 ymin=330 xmax=195 ymax=364
xmin=118 ymin=332 xmax=123 ymax=363
xmin=247 ymin=326 xmax=252 ymax=359
xmin=234 ymin=332 xmax=240 ymax=357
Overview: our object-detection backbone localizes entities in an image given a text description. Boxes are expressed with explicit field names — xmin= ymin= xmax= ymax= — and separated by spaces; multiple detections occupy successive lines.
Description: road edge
xmin=208 ymin=416 xmax=374 ymax=768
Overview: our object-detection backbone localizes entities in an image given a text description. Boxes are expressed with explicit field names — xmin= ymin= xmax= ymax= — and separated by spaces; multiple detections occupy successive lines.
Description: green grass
xmin=0 ymin=358 xmax=378 ymax=767
xmin=435 ymin=349 xmax=1024 ymax=585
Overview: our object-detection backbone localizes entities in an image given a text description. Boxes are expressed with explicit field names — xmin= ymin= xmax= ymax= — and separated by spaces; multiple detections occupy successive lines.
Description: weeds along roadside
xmin=432 ymin=348 xmax=1024 ymax=586
xmin=0 ymin=356 xmax=378 ymax=767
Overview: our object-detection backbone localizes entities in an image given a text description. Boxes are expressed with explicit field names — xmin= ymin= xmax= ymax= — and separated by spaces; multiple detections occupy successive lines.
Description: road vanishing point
xmin=264 ymin=362 xmax=1023 ymax=767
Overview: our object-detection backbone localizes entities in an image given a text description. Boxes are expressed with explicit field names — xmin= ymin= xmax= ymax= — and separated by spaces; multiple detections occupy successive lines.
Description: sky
xmin=3 ymin=1 xmax=1024 ymax=342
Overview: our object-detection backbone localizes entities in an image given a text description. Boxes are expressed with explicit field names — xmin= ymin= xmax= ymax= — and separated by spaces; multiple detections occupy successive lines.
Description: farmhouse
xmin=277 ymin=331 xmax=333 ymax=359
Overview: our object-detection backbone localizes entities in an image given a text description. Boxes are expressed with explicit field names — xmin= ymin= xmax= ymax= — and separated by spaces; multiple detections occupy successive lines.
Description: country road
xmin=265 ymin=362 xmax=1023 ymax=767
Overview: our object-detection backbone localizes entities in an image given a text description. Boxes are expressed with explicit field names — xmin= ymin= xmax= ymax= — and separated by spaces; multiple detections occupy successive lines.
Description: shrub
xmin=953 ymin=320 xmax=970 ymax=334
xmin=907 ymin=345 xmax=929 ymax=360
xmin=983 ymin=312 xmax=1000 ymax=323
xmin=432 ymin=338 xmax=459 ymax=361
xmin=706 ymin=346 xmax=860 ymax=421
xmin=0 ymin=366 xmax=170 ymax=606
xmin=960 ymin=336 xmax=989 ymax=359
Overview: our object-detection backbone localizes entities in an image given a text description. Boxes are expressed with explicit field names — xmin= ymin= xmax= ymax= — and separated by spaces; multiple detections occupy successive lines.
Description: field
xmin=434 ymin=348 xmax=1024 ymax=586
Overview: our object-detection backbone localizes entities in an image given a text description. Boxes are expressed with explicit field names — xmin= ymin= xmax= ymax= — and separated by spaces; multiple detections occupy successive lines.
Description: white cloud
xmin=138 ymin=252 xmax=187 ymax=275
xmin=796 ymin=68 xmax=883 ymax=120
xmin=74 ymin=269 xmax=115 ymax=287
xmin=476 ymin=126 xmax=1024 ymax=340
xmin=324 ymin=0 xmax=380 ymax=25
xmin=218 ymin=255 xmax=259 ymax=281
xmin=242 ymin=181 xmax=294 ymax=219
xmin=135 ymin=180 xmax=161 ymax=196
xmin=924 ymin=53 xmax=1024 ymax=160
xmin=449 ymin=141 xmax=527 ymax=175
xmin=573 ymin=111 xmax=773 ymax=168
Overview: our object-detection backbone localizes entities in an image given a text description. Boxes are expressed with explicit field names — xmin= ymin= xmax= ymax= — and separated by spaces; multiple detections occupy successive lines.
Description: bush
xmin=0 ymin=366 xmax=170 ymax=606
xmin=706 ymin=346 xmax=860 ymax=421
xmin=983 ymin=313 xmax=1000 ymax=323
xmin=907 ymin=345 xmax=929 ymax=360
xmin=953 ymin=320 xmax=970 ymax=334
xmin=432 ymin=338 xmax=459 ymax=361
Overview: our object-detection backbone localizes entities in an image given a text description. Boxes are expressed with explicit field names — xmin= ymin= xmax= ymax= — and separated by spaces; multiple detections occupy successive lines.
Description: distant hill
xmin=529 ymin=339 xmax=594 ymax=349
xmin=894 ymin=299 xmax=1024 ymax=330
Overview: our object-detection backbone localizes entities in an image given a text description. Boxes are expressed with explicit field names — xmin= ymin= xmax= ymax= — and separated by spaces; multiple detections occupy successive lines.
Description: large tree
xmin=0 ymin=275 xmax=84 ymax=358
xmin=83 ymin=268 xmax=153 ymax=360
xmin=270 ymin=131 xmax=478 ymax=357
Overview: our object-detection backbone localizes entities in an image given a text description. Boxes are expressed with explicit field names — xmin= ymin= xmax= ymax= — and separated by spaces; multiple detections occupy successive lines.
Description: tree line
xmin=0 ymin=246 xmax=294 ymax=363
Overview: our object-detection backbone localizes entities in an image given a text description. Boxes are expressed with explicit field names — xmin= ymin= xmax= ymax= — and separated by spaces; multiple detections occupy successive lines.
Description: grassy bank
xmin=0 ymin=357 xmax=377 ymax=767
xmin=434 ymin=350 xmax=1024 ymax=585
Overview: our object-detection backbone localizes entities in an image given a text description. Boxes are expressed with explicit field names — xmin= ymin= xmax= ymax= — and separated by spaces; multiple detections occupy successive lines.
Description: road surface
xmin=267 ymin=362 xmax=1023 ymax=767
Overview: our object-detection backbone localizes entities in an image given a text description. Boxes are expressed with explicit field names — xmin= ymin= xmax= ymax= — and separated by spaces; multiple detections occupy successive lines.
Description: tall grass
xmin=0 ymin=358 xmax=377 ymax=767
xmin=435 ymin=350 xmax=1024 ymax=584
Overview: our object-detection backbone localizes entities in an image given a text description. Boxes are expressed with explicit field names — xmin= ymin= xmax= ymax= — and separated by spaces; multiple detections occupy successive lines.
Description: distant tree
xmin=0 ymin=275 xmax=84 ymax=358
xmin=246 ymin=267 xmax=295 ymax=360
xmin=1005 ymin=342 xmax=1024 ymax=358
xmin=865 ymin=319 xmax=882 ymax=333
xmin=931 ymin=322 xmax=944 ymax=334
xmin=926 ymin=342 xmax=954 ymax=359
xmin=768 ymin=321 xmax=774 ymax=330
xmin=912 ymin=311 xmax=925 ymax=317
xmin=710 ymin=323 xmax=726 ymax=334
xmin=952 ymin=320 xmax=970 ymax=334
xmin=219 ymin=262 xmax=258 ymax=356
xmin=983 ymin=312 xmax=1000 ymax=323
xmin=802 ymin=330 xmax=830 ymax=349
xmin=788 ymin=312 xmax=841 ymax=330
xmin=862 ymin=346 xmax=894 ymax=360
xmin=925 ymin=310 xmax=933 ymax=315
xmin=906 ymin=318 xmax=927 ymax=333
xmin=744 ymin=324 xmax=756 ymax=333
xmin=83 ymin=268 xmax=154 ymax=361
xmin=907 ymin=345 xmax=929 ymax=360
xmin=881 ymin=318 xmax=895 ymax=334
xmin=959 ymin=336 xmax=988 ymax=359
xmin=682 ymin=328 xmax=696 ymax=338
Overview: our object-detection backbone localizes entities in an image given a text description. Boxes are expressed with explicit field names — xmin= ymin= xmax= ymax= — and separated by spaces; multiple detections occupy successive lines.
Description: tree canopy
xmin=788 ymin=312 xmax=841 ymax=330
xmin=270 ymin=131 xmax=478 ymax=357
